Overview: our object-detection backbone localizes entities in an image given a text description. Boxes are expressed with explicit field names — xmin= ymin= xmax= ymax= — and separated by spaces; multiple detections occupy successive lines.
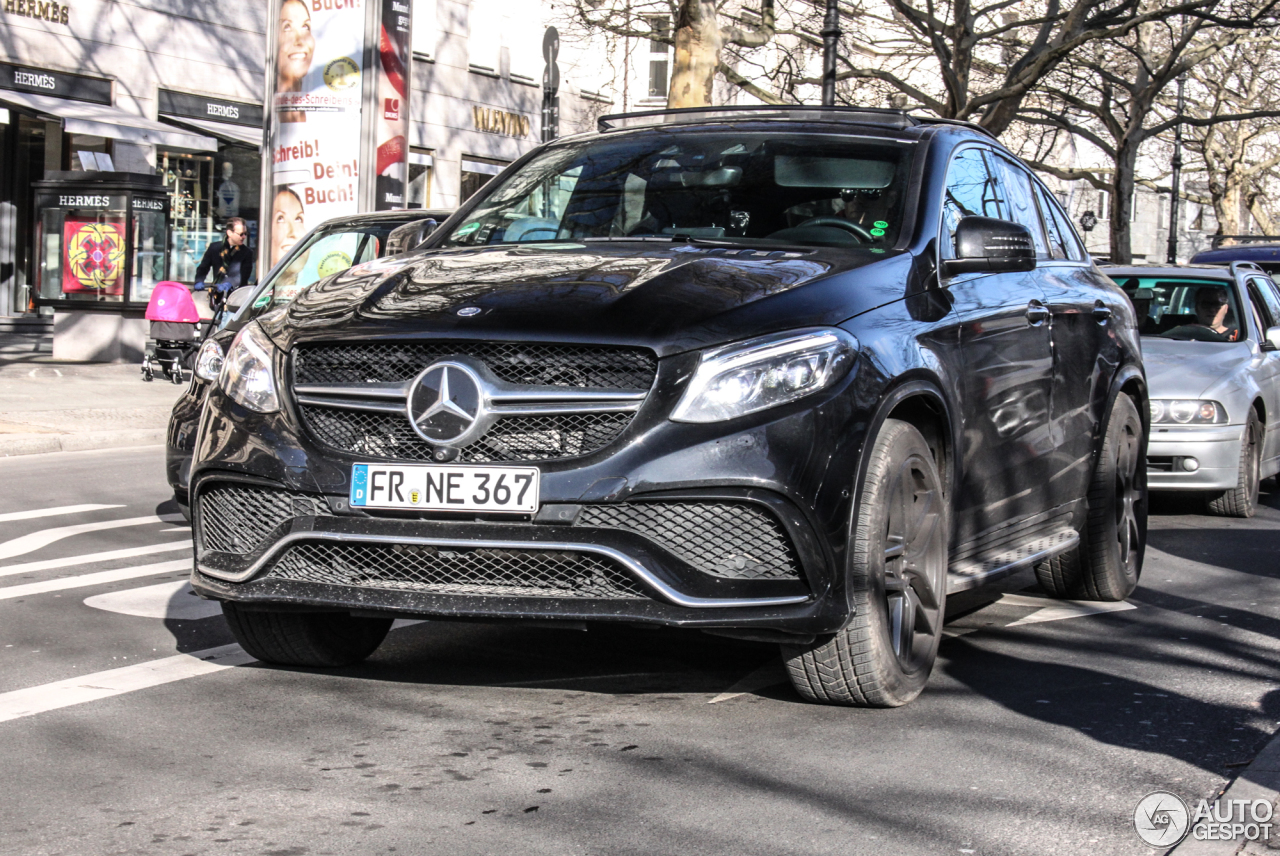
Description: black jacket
xmin=194 ymin=241 xmax=254 ymax=291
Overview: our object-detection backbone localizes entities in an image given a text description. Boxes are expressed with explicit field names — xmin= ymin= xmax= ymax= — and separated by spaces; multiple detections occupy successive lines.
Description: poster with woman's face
xmin=265 ymin=0 xmax=366 ymax=272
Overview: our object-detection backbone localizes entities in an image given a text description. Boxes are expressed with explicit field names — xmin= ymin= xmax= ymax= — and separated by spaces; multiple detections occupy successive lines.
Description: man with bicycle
xmin=194 ymin=217 xmax=254 ymax=328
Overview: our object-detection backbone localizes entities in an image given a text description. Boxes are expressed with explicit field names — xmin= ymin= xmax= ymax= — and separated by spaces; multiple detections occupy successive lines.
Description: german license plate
xmin=350 ymin=463 xmax=539 ymax=513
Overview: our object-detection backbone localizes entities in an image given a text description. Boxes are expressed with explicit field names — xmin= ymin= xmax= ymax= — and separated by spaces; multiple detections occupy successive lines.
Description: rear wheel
xmin=1207 ymin=411 xmax=1262 ymax=518
xmin=1078 ymin=393 xmax=1146 ymax=601
xmin=222 ymin=603 xmax=392 ymax=667
xmin=782 ymin=419 xmax=948 ymax=707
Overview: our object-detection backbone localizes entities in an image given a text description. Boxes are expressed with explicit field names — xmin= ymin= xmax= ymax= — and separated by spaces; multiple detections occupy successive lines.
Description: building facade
xmin=0 ymin=0 xmax=611 ymax=359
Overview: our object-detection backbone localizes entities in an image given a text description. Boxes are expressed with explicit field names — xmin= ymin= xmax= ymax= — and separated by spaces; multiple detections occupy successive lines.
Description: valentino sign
xmin=473 ymin=107 xmax=531 ymax=138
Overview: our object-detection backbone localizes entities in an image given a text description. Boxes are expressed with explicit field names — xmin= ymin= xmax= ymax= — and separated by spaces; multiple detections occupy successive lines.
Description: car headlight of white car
xmin=1149 ymin=399 xmax=1227 ymax=425
xmin=219 ymin=323 xmax=280 ymax=413
xmin=671 ymin=328 xmax=858 ymax=423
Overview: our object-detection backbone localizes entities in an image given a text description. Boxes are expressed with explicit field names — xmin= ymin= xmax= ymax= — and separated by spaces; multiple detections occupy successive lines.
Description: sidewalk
xmin=0 ymin=357 xmax=186 ymax=457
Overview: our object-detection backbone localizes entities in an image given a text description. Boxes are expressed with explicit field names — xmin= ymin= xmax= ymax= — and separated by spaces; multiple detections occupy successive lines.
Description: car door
xmin=1244 ymin=274 xmax=1280 ymax=473
xmin=1024 ymin=176 xmax=1123 ymax=510
xmin=940 ymin=146 xmax=1056 ymax=550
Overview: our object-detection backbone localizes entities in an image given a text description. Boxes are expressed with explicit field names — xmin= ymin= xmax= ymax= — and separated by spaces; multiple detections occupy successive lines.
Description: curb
xmin=1171 ymin=729 xmax=1280 ymax=855
xmin=0 ymin=429 xmax=167 ymax=458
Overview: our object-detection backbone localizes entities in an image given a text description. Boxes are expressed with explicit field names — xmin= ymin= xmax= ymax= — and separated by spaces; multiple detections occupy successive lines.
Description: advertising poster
xmin=267 ymin=0 xmax=367 ymax=271
xmin=374 ymin=0 xmax=411 ymax=209
xmin=63 ymin=218 xmax=125 ymax=294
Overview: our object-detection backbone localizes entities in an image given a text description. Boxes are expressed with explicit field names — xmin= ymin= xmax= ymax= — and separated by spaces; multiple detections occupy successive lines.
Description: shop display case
xmin=33 ymin=172 xmax=171 ymax=308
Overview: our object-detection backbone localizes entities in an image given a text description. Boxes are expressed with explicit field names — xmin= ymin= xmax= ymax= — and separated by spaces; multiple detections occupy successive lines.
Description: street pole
xmin=1166 ymin=76 xmax=1186 ymax=264
xmin=821 ymin=0 xmax=840 ymax=106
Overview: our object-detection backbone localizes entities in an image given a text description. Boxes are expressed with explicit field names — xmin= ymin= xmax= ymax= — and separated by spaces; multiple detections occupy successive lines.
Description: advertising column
xmin=261 ymin=0 xmax=411 ymax=276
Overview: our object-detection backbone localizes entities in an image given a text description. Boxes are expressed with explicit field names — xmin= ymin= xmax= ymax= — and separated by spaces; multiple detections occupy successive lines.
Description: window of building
xmin=408 ymin=149 xmax=433 ymax=208
xmin=412 ymin=0 xmax=436 ymax=57
xmin=67 ymin=134 xmax=112 ymax=171
xmin=160 ymin=144 xmax=260 ymax=284
xmin=460 ymin=155 xmax=509 ymax=204
xmin=647 ymin=16 xmax=670 ymax=99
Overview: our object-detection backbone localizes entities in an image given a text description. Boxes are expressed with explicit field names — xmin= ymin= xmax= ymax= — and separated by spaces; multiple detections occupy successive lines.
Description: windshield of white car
xmin=439 ymin=132 xmax=911 ymax=250
xmin=1117 ymin=276 xmax=1246 ymax=343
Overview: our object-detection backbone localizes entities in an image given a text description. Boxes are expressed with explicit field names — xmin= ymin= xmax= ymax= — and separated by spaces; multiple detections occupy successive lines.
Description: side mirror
xmin=1266 ymin=326 xmax=1280 ymax=351
xmin=225 ymin=285 xmax=255 ymax=312
xmin=941 ymin=216 xmax=1037 ymax=277
xmin=386 ymin=218 xmax=440 ymax=255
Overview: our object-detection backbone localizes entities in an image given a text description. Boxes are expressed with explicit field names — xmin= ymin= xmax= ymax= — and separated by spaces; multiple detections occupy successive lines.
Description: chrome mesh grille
xmin=300 ymin=406 xmax=633 ymax=462
xmin=576 ymin=502 xmax=801 ymax=580
xmin=266 ymin=542 xmax=648 ymax=599
xmin=294 ymin=342 xmax=657 ymax=389
xmin=198 ymin=483 xmax=330 ymax=555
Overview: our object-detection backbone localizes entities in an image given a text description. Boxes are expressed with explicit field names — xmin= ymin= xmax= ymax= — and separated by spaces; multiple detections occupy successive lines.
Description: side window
xmin=1034 ymin=185 xmax=1071 ymax=260
xmin=1249 ymin=277 xmax=1280 ymax=329
xmin=990 ymin=154 xmax=1049 ymax=259
xmin=941 ymin=148 xmax=1005 ymax=258
xmin=1047 ymin=192 xmax=1086 ymax=261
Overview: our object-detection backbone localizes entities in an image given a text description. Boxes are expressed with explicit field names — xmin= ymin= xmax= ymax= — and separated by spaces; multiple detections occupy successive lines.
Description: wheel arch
xmin=857 ymin=375 xmax=959 ymax=506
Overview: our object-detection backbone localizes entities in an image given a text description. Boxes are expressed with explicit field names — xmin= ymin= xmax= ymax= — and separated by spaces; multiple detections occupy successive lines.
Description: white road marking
xmin=0 ymin=541 xmax=190 ymax=579
xmin=709 ymin=659 xmax=790 ymax=704
xmin=1001 ymin=593 xmax=1137 ymax=626
xmin=159 ymin=527 xmax=191 ymax=533
xmin=84 ymin=580 xmax=221 ymax=621
xmin=0 ymin=559 xmax=191 ymax=601
xmin=0 ymin=504 xmax=123 ymax=524
xmin=0 ymin=643 xmax=255 ymax=724
xmin=0 ymin=514 xmax=185 ymax=562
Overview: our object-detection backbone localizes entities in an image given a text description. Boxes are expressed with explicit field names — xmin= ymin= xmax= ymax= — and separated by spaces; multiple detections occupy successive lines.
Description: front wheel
xmin=1079 ymin=393 xmax=1147 ymax=601
xmin=782 ymin=419 xmax=949 ymax=707
xmin=1207 ymin=411 xmax=1262 ymax=518
xmin=222 ymin=603 xmax=392 ymax=667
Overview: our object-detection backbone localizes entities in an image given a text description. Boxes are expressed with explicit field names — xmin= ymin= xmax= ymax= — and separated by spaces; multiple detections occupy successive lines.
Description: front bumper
xmin=1146 ymin=424 xmax=1244 ymax=490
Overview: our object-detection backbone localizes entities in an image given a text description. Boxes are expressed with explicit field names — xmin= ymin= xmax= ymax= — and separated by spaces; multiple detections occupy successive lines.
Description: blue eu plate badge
xmin=351 ymin=464 xmax=369 ymax=506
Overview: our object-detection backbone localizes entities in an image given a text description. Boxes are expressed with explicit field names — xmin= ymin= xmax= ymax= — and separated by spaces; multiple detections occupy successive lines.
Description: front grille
xmin=198 ymin=483 xmax=330 ymax=555
xmin=294 ymin=342 xmax=657 ymax=390
xmin=1147 ymin=456 xmax=1175 ymax=472
xmin=266 ymin=542 xmax=648 ymax=599
xmin=576 ymin=501 xmax=802 ymax=580
xmin=301 ymin=406 xmax=633 ymax=463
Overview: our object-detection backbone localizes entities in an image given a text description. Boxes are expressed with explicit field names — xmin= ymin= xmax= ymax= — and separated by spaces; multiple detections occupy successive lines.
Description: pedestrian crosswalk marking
xmin=0 ymin=643 xmax=255 ymax=724
xmin=0 ymin=541 xmax=189 ymax=579
xmin=0 ymin=559 xmax=191 ymax=600
xmin=0 ymin=514 xmax=185 ymax=562
xmin=84 ymin=580 xmax=221 ymax=620
xmin=0 ymin=504 xmax=124 ymax=524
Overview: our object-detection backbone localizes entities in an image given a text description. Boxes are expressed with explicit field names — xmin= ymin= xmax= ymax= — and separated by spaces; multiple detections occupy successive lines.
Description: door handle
xmin=1093 ymin=302 xmax=1112 ymax=324
xmin=1026 ymin=300 xmax=1050 ymax=325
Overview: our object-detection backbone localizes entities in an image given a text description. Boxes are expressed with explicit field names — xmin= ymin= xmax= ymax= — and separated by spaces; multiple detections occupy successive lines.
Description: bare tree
xmin=555 ymin=0 xmax=776 ymax=109
xmin=1180 ymin=36 xmax=1280 ymax=236
xmin=1014 ymin=17 xmax=1280 ymax=262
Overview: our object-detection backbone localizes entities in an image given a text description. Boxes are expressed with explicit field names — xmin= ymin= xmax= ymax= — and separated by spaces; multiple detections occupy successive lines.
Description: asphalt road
xmin=1 ymin=446 xmax=1278 ymax=856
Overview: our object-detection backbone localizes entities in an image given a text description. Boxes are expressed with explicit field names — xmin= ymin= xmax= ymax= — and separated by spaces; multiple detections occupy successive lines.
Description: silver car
xmin=1106 ymin=263 xmax=1280 ymax=516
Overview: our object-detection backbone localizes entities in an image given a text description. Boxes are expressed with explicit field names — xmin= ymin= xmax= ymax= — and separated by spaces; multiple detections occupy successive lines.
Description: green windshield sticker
xmin=456 ymin=222 xmax=481 ymax=237
xmin=870 ymin=228 xmax=886 ymax=237
xmin=870 ymin=248 xmax=885 ymax=253
xmin=873 ymin=220 xmax=888 ymax=229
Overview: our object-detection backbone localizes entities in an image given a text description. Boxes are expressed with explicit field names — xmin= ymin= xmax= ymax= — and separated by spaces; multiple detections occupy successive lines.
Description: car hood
xmin=262 ymin=243 xmax=914 ymax=356
xmin=1141 ymin=337 xmax=1256 ymax=400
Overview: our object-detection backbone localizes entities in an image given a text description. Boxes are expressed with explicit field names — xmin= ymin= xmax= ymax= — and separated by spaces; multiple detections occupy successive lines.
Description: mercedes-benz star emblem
xmin=457 ymin=306 xmax=481 ymax=317
xmin=406 ymin=362 xmax=485 ymax=445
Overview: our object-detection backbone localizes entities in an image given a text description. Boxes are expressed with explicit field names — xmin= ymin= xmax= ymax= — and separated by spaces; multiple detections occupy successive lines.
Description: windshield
xmin=439 ymin=132 xmax=912 ymax=250
xmin=250 ymin=222 xmax=396 ymax=313
xmin=1116 ymin=276 xmax=1245 ymax=343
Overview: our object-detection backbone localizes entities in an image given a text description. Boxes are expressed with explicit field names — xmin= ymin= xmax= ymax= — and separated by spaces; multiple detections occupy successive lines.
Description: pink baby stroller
xmin=142 ymin=281 xmax=203 ymax=383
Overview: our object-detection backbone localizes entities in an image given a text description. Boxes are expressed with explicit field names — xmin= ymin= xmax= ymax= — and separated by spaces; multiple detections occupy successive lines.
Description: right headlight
xmin=193 ymin=338 xmax=224 ymax=382
xmin=1149 ymin=399 xmax=1227 ymax=424
xmin=671 ymin=328 xmax=858 ymax=423
xmin=218 ymin=323 xmax=280 ymax=413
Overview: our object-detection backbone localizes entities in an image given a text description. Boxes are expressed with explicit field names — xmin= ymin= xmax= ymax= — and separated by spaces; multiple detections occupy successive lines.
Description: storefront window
xmin=460 ymin=156 xmax=508 ymax=204
xmin=130 ymin=207 xmax=167 ymax=303
xmin=38 ymin=197 xmax=129 ymax=303
xmin=68 ymin=134 xmax=112 ymax=171
xmin=408 ymin=149 xmax=432 ymax=209
xmin=161 ymin=146 xmax=260 ymax=284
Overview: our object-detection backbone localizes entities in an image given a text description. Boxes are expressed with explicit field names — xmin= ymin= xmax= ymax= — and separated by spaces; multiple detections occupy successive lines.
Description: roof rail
xmin=1211 ymin=234 xmax=1280 ymax=250
xmin=596 ymin=105 xmax=918 ymax=133
xmin=1230 ymin=260 xmax=1265 ymax=277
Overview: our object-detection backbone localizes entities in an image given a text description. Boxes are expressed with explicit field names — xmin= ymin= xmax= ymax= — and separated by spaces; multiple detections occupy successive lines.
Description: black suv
xmin=190 ymin=107 xmax=1148 ymax=707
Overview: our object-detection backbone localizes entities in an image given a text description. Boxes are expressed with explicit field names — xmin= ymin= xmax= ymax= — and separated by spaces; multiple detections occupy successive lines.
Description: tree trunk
xmin=1109 ymin=140 xmax=1140 ymax=264
xmin=1215 ymin=183 xmax=1246 ymax=235
xmin=668 ymin=0 xmax=721 ymax=108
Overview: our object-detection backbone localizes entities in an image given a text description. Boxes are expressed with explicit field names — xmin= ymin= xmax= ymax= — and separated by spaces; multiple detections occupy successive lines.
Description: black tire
xmin=222 ymin=603 xmax=392 ymax=667
xmin=1033 ymin=544 xmax=1082 ymax=599
xmin=1207 ymin=411 xmax=1262 ymax=518
xmin=782 ymin=419 xmax=949 ymax=707
xmin=1077 ymin=393 xmax=1146 ymax=601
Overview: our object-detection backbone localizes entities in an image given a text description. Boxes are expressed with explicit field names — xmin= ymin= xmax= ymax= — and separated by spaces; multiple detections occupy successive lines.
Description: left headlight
xmin=1149 ymin=399 xmax=1227 ymax=424
xmin=671 ymin=328 xmax=858 ymax=424
xmin=219 ymin=323 xmax=280 ymax=413
xmin=193 ymin=338 xmax=224 ymax=382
